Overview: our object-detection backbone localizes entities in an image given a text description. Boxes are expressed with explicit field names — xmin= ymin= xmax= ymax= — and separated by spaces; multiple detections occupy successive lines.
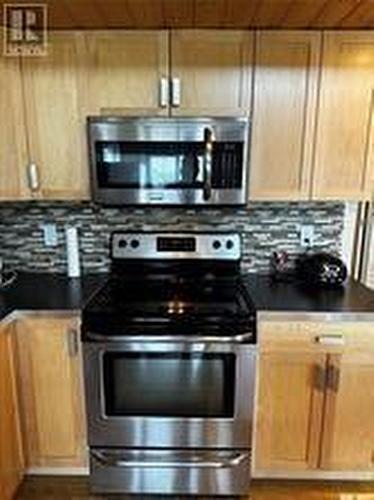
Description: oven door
xmin=88 ymin=117 xmax=249 ymax=206
xmin=83 ymin=338 xmax=256 ymax=449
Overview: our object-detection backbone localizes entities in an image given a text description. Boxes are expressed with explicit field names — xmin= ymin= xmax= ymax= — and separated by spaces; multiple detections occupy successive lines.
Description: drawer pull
xmin=315 ymin=335 xmax=345 ymax=346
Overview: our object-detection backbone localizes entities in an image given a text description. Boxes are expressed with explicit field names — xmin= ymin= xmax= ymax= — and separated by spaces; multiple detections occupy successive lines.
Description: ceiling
xmin=1 ymin=0 xmax=374 ymax=29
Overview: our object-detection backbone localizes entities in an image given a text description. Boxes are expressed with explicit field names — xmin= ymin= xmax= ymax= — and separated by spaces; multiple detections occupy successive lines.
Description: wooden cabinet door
xmin=82 ymin=31 xmax=168 ymax=116
xmin=15 ymin=316 xmax=87 ymax=469
xmin=313 ymin=32 xmax=374 ymax=200
xmin=320 ymin=352 xmax=374 ymax=471
xmin=0 ymin=48 xmax=28 ymax=200
xmin=254 ymin=351 xmax=326 ymax=473
xmin=250 ymin=31 xmax=321 ymax=200
xmin=21 ymin=32 xmax=89 ymax=200
xmin=171 ymin=30 xmax=253 ymax=116
xmin=0 ymin=324 xmax=24 ymax=499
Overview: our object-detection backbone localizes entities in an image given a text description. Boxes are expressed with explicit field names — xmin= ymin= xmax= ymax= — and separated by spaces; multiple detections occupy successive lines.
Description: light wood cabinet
xmin=81 ymin=31 xmax=169 ymax=116
xmin=21 ymin=32 xmax=89 ymax=200
xmin=313 ymin=32 xmax=374 ymax=200
xmin=250 ymin=31 xmax=321 ymax=200
xmin=255 ymin=351 xmax=325 ymax=471
xmin=0 ymin=323 xmax=24 ymax=499
xmin=320 ymin=352 xmax=374 ymax=471
xmin=0 ymin=51 xmax=28 ymax=200
xmin=171 ymin=30 xmax=253 ymax=116
xmin=254 ymin=319 xmax=374 ymax=478
xmin=15 ymin=315 xmax=87 ymax=470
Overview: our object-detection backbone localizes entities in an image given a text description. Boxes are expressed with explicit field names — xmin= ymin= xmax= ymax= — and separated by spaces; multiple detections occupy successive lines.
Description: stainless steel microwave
xmin=87 ymin=117 xmax=250 ymax=206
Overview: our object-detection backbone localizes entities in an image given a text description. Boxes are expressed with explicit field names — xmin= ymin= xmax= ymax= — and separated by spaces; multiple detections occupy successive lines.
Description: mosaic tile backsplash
xmin=0 ymin=202 xmax=345 ymax=274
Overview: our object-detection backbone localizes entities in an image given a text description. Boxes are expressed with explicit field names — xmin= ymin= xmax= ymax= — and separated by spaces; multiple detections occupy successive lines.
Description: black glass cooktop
xmin=82 ymin=274 xmax=256 ymax=338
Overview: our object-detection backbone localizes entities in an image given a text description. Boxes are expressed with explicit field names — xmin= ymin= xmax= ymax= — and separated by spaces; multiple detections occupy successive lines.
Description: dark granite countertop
xmin=0 ymin=272 xmax=373 ymax=322
xmin=0 ymin=273 xmax=107 ymax=321
xmin=243 ymin=274 xmax=374 ymax=314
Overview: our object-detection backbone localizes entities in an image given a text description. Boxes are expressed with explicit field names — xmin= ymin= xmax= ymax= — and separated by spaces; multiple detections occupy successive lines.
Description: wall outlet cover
xmin=300 ymin=225 xmax=315 ymax=247
xmin=42 ymin=223 xmax=58 ymax=247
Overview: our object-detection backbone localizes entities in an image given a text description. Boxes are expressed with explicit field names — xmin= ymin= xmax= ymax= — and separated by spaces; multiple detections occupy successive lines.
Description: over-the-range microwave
xmin=87 ymin=117 xmax=250 ymax=206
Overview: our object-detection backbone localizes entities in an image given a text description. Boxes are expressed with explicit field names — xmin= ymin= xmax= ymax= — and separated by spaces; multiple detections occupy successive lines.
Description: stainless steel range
xmin=82 ymin=232 xmax=257 ymax=496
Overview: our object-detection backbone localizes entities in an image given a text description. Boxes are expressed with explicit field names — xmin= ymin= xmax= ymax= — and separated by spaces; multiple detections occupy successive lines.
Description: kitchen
xmin=0 ymin=0 xmax=374 ymax=498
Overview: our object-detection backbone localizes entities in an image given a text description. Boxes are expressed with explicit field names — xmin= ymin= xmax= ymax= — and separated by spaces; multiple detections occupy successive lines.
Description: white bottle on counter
xmin=65 ymin=226 xmax=81 ymax=278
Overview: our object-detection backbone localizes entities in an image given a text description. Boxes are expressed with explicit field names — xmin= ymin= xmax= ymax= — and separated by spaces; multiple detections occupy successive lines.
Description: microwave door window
xmin=96 ymin=142 xmax=204 ymax=189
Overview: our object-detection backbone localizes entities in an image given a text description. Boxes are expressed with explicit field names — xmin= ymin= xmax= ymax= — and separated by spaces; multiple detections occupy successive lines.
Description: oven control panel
xmin=111 ymin=232 xmax=241 ymax=260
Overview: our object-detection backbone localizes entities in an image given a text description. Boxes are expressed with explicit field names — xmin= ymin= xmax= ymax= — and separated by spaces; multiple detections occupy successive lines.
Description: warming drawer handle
xmin=85 ymin=331 xmax=254 ymax=344
xmin=91 ymin=450 xmax=247 ymax=469
xmin=315 ymin=335 xmax=345 ymax=346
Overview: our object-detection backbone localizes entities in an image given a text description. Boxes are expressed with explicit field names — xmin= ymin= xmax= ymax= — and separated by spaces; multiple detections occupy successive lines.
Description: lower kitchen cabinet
xmin=254 ymin=351 xmax=325 ymax=472
xmin=320 ymin=352 xmax=374 ymax=471
xmin=0 ymin=323 xmax=24 ymax=499
xmin=14 ymin=315 xmax=87 ymax=471
xmin=254 ymin=319 xmax=374 ymax=479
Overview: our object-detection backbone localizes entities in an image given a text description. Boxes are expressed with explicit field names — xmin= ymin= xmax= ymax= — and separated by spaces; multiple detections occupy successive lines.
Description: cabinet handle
xmin=326 ymin=363 xmax=340 ymax=392
xmin=27 ymin=163 xmax=40 ymax=192
xmin=171 ymin=77 xmax=181 ymax=107
xmin=315 ymin=335 xmax=345 ymax=346
xmin=159 ymin=77 xmax=169 ymax=108
xmin=313 ymin=363 xmax=326 ymax=391
xmin=66 ymin=328 xmax=78 ymax=357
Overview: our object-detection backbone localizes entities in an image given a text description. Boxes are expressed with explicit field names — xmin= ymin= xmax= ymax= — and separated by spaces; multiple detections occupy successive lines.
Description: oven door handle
xmin=91 ymin=449 xmax=248 ymax=469
xmin=203 ymin=127 xmax=214 ymax=201
xmin=84 ymin=331 xmax=254 ymax=344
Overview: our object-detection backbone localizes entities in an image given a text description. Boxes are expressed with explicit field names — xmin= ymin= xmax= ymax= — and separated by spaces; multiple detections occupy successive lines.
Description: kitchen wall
xmin=0 ymin=202 xmax=344 ymax=275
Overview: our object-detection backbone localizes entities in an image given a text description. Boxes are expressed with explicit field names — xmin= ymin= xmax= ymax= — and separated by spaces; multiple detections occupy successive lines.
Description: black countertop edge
xmin=0 ymin=272 xmax=373 ymax=323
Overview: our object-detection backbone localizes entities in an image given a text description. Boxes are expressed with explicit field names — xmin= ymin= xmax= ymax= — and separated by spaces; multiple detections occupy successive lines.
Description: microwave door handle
xmin=203 ymin=127 xmax=214 ymax=201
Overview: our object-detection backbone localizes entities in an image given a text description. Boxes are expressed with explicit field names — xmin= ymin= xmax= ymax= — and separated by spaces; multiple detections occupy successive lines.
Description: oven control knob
xmin=212 ymin=240 xmax=222 ymax=250
xmin=118 ymin=239 xmax=128 ymax=248
xmin=130 ymin=239 xmax=140 ymax=249
xmin=226 ymin=239 xmax=234 ymax=250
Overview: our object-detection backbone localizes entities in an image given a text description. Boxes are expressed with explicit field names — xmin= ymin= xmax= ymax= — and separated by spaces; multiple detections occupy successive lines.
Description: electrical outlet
xmin=300 ymin=225 xmax=315 ymax=247
xmin=42 ymin=223 xmax=58 ymax=247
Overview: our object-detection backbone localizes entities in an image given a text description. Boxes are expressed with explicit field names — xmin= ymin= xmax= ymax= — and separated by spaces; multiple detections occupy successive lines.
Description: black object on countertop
xmin=295 ymin=252 xmax=348 ymax=288
xmin=0 ymin=272 xmax=373 ymax=322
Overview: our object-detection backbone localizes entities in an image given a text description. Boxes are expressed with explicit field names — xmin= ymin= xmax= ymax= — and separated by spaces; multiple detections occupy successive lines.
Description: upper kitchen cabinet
xmin=250 ymin=31 xmax=321 ymax=200
xmin=313 ymin=32 xmax=374 ymax=200
xmin=81 ymin=31 xmax=169 ymax=116
xmin=0 ymin=50 xmax=28 ymax=200
xmin=21 ymin=32 xmax=89 ymax=200
xmin=170 ymin=30 xmax=253 ymax=116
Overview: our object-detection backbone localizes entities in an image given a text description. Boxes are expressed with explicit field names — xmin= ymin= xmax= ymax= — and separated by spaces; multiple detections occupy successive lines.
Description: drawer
xmin=259 ymin=320 xmax=374 ymax=354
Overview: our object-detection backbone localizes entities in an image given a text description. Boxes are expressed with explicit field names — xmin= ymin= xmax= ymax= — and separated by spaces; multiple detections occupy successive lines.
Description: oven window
xmin=103 ymin=352 xmax=236 ymax=418
xmin=96 ymin=141 xmax=205 ymax=189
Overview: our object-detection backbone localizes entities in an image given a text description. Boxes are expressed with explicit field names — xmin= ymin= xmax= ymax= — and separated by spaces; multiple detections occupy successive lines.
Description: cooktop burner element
xmin=82 ymin=232 xmax=256 ymax=341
